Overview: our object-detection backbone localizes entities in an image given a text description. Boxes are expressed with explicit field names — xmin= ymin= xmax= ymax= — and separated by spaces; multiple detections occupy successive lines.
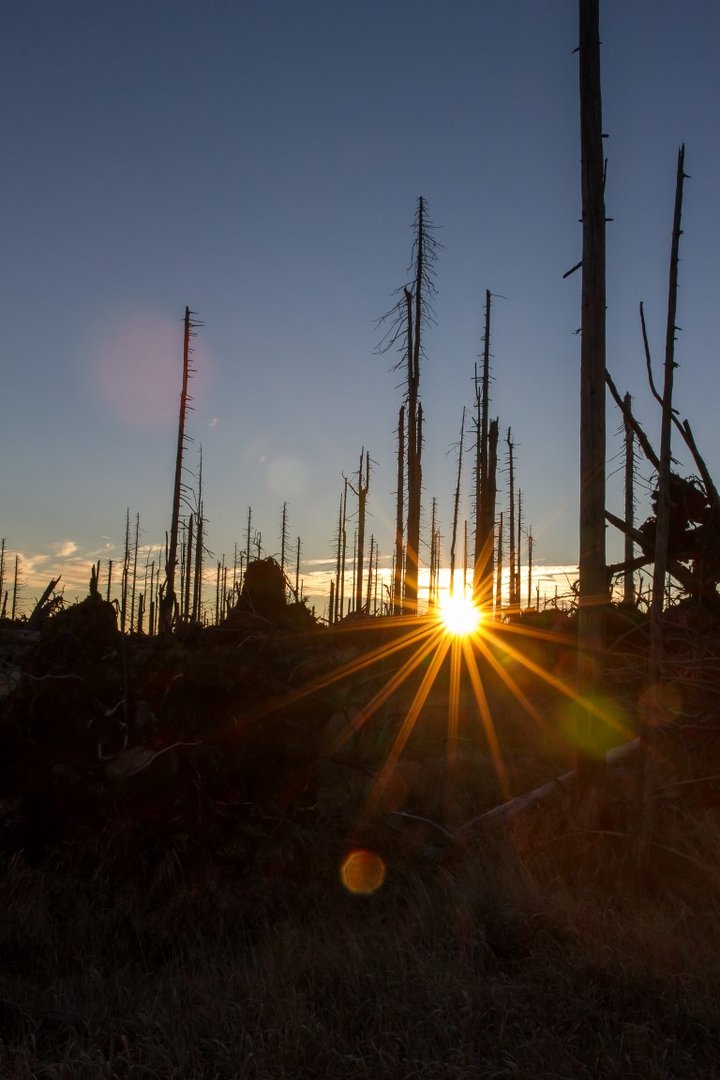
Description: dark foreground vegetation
xmin=1 ymin=585 xmax=720 ymax=1079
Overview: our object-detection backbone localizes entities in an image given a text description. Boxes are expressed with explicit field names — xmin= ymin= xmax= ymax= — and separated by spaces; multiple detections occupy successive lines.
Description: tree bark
xmin=577 ymin=0 xmax=608 ymax=782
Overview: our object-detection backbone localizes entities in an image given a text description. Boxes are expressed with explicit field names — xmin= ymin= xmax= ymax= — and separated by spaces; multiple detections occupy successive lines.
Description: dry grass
xmin=1 ymin=804 xmax=720 ymax=1080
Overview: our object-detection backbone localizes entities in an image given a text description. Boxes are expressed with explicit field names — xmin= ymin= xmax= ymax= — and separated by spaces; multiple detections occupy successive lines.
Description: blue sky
xmin=2 ymin=1 xmax=719 ymax=612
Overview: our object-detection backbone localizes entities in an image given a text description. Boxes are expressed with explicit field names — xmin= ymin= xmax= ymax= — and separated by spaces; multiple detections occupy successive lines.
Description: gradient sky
xmin=2 ymin=1 xmax=719 ymax=611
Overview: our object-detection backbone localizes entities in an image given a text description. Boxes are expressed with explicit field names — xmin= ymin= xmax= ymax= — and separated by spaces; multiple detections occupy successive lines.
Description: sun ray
xmin=482 ymin=624 xmax=629 ymax=738
xmin=325 ymin=625 xmax=448 ymax=756
xmin=447 ymin=637 xmax=462 ymax=764
xmin=234 ymin=617 xmax=436 ymax=732
xmin=461 ymin=638 xmax=512 ymax=801
xmin=367 ymin=632 xmax=452 ymax=816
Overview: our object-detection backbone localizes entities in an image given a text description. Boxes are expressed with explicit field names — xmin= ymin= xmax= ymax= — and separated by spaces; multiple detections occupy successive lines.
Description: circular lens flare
xmin=340 ymin=849 xmax=386 ymax=895
xmin=439 ymin=594 xmax=481 ymax=637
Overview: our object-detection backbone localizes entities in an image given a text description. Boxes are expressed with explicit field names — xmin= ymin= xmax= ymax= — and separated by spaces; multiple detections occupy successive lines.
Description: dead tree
xmin=623 ymin=393 xmax=635 ymax=605
xmin=487 ymin=419 xmax=499 ymax=608
xmin=449 ymin=407 xmax=466 ymax=597
xmin=365 ymin=534 xmax=375 ymax=613
xmin=130 ymin=512 xmax=140 ymax=633
xmin=183 ymin=514 xmax=194 ymax=620
xmin=333 ymin=491 xmax=344 ymax=624
xmin=577 ymin=0 xmax=607 ymax=782
xmin=516 ymin=489 xmax=523 ymax=607
xmin=495 ymin=511 xmax=504 ymax=613
xmin=294 ymin=536 xmax=301 ymax=601
xmin=280 ymin=502 xmax=288 ymax=574
xmin=348 ymin=449 xmax=370 ymax=613
xmin=527 ymin=529 xmax=534 ymax=610
xmin=473 ymin=290 xmax=495 ymax=607
xmin=11 ymin=554 xmax=20 ymax=621
xmin=428 ymin=497 xmax=439 ymax=608
xmin=639 ymin=145 xmax=687 ymax=853
xmin=377 ymin=197 xmax=439 ymax=614
xmin=161 ymin=307 xmax=201 ymax=634
xmin=393 ymin=405 xmax=405 ymax=615
xmin=121 ymin=509 xmax=130 ymax=633
xmin=244 ymin=506 xmax=253 ymax=586
xmin=507 ymin=430 xmax=517 ymax=610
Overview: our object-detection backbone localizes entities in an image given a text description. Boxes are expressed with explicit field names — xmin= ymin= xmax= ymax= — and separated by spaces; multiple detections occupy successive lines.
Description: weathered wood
xmin=26 ymin=577 xmax=61 ymax=631
xmin=639 ymin=145 xmax=687 ymax=860
xmin=577 ymin=0 xmax=608 ymax=781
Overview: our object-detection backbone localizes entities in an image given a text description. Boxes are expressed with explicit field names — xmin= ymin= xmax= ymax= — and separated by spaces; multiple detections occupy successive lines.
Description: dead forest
xmin=4 ymin=4 xmax=720 ymax=1075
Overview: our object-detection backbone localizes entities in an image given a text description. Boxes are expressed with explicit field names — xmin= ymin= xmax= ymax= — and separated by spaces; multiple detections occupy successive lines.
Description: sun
xmin=438 ymin=593 xmax=482 ymax=637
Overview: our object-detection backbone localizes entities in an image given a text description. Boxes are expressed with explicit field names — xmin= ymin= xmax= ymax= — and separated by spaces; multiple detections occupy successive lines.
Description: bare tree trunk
xmin=393 ymin=406 xmax=405 ymax=615
xmin=245 ymin=506 xmax=252 ymax=582
xmin=333 ymin=493 xmax=343 ymax=625
xmin=527 ymin=530 xmax=534 ymax=610
xmin=429 ymin=497 xmax=438 ymax=608
xmin=193 ymin=507 xmax=203 ymax=624
xmin=463 ymin=519 xmax=468 ymax=597
xmin=516 ymin=489 xmax=523 ymax=607
xmin=496 ymin=511 xmax=504 ymax=615
xmin=11 ymin=555 xmax=19 ymax=622
xmin=488 ymin=419 xmax=498 ymax=609
xmin=507 ymin=430 xmax=517 ymax=611
xmin=130 ymin=512 xmax=140 ymax=633
xmin=449 ymin=407 xmax=466 ymax=597
xmin=121 ymin=509 xmax=130 ymax=634
xmin=623 ymin=392 xmax=635 ymax=605
xmin=639 ymin=144 xmax=687 ymax=854
xmin=350 ymin=449 xmax=370 ymax=613
xmin=474 ymin=289 xmax=493 ymax=607
xmin=161 ymin=307 xmax=199 ymax=634
xmin=365 ymin=534 xmax=375 ymax=612
xmin=577 ymin=0 xmax=607 ymax=784
xmin=280 ymin=502 xmax=288 ymax=574
xmin=295 ymin=536 xmax=301 ymax=601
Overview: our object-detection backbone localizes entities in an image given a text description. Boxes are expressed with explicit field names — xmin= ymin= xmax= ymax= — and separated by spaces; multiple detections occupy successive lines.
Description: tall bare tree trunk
xmin=623 ymin=392 xmax=635 ymax=605
xmin=121 ymin=509 xmax=130 ymax=633
xmin=516 ymin=489 xmax=523 ymax=607
xmin=130 ymin=512 xmax=140 ymax=632
xmin=488 ymin=418 xmax=499 ymax=609
xmin=474 ymin=289 xmax=494 ymax=607
xmin=393 ymin=406 xmax=405 ymax=615
xmin=496 ymin=511 xmax=504 ymax=614
xmin=450 ymin=407 xmax=466 ymax=597
xmin=351 ymin=449 xmax=370 ymax=613
xmin=11 ymin=555 xmax=19 ymax=622
xmin=507 ymin=430 xmax=517 ymax=610
xmin=161 ymin=307 xmax=199 ymax=634
xmin=429 ymin=497 xmax=438 ymax=608
xmin=280 ymin=502 xmax=288 ymax=574
xmin=639 ymin=145 xmax=687 ymax=853
xmin=577 ymin=0 xmax=607 ymax=781
xmin=527 ymin=530 xmax=534 ymax=610
xmin=340 ymin=478 xmax=348 ymax=618
xmin=333 ymin=493 xmax=343 ymax=624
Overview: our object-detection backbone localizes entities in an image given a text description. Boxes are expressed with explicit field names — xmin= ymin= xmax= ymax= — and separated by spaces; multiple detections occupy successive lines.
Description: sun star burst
xmin=439 ymin=593 xmax=482 ymax=637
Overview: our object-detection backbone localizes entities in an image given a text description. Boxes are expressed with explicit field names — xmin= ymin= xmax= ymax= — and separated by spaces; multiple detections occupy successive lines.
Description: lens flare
xmin=439 ymin=594 xmax=482 ymax=637
xmin=340 ymin=849 xmax=386 ymax=894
